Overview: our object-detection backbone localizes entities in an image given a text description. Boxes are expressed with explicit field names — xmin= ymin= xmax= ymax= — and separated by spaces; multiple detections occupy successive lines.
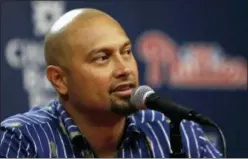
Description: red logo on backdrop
xmin=136 ymin=30 xmax=247 ymax=89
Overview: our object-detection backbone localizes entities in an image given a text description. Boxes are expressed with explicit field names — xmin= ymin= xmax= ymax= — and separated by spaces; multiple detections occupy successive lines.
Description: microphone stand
xmin=168 ymin=115 xmax=227 ymax=158
xmin=169 ymin=118 xmax=186 ymax=158
xmin=141 ymin=92 xmax=226 ymax=157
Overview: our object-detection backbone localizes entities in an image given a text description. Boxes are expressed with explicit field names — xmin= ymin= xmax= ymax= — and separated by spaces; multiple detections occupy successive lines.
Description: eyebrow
xmin=87 ymin=40 xmax=131 ymax=57
xmin=121 ymin=40 xmax=132 ymax=49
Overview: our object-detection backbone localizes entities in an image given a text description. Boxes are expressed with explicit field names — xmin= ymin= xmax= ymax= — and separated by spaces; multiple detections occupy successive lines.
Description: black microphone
xmin=130 ymin=85 xmax=227 ymax=157
xmin=130 ymin=85 xmax=212 ymax=125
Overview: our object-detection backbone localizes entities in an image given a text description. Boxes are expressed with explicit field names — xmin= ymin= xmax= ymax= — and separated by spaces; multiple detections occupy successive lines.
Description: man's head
xmin=45 ymin=8 xmax=139 ymax=116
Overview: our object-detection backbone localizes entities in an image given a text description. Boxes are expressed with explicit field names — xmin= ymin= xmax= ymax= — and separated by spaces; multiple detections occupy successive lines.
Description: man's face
xmin=65 ymin=17 xmax=139 ymax=115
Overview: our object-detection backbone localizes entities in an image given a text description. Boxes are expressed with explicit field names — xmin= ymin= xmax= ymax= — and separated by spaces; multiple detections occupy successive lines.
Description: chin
xmin=109 ymin=98 xmax=138 ymax=116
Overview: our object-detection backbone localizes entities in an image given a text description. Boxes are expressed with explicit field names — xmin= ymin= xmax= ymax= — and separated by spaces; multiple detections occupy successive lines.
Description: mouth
xmin=111 ymin=83 xmax=136 ymax=96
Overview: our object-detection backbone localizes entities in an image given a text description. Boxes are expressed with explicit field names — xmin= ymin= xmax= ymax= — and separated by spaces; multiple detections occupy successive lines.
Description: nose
xmin=113 ymin=58 xmax=131 ymax=79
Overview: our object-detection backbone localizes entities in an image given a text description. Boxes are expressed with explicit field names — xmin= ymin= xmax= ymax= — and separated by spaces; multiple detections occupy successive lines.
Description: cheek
xmin=83 ymin=71 xmax=112 ymax=108
xmin=82 ymin=68 xmax=111 ymax=94
xmin=70 ymin=68 xmax=111 ymax=107
xmin=131 ymin=60 xmax=139 ymax=78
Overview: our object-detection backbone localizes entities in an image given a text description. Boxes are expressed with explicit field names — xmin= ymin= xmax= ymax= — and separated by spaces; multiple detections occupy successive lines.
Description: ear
xmin=46 ymin=65 xmax=68 ymax=95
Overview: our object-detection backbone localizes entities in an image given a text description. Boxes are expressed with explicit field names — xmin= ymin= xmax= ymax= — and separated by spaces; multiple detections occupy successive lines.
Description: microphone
xmin=130 ymin=85 xmax=212 ymax=125
xmin=130 ymin=85 xmax=227 ymax=157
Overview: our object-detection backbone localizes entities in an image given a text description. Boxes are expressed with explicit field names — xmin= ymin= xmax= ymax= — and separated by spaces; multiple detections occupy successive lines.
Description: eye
xmin=126 ymin=49 xmax=132 ymax=54
xmin=93 ymin=53 xmax=109 ymax=63
xmin=96 ymin=55 xmax=108 ymax=61
xmin=123 ymin=49 xmax=132 ymax=56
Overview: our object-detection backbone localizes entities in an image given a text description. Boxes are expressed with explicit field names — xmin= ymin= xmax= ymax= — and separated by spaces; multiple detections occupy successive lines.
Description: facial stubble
xmin=109 ymin=95 xmax=138 ymax=116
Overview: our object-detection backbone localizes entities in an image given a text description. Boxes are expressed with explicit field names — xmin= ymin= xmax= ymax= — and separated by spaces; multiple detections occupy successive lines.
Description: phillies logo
xmin=136 ymin=30 xmax=247 ymax=89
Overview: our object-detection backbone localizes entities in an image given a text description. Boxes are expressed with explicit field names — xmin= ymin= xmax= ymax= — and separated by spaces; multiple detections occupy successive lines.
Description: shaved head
xmin=44 ymin=8 xmax=120 ymax=70
xmin=45 ymin=7 xmax=139 ymax=117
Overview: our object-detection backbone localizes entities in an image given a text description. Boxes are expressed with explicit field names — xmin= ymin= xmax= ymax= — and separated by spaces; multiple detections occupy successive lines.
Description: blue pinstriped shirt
xmin=0 ymin=99 xmax=222 ymax=158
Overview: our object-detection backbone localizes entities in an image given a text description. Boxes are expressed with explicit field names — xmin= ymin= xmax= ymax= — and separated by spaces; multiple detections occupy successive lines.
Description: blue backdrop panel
xmin=1 ymin=1 xmax=247 ymax=157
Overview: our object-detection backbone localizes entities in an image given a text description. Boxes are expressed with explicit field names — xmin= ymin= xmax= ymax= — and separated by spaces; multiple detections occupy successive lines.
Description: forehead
xmin=66 ymin=16 xmax=130 ymax=55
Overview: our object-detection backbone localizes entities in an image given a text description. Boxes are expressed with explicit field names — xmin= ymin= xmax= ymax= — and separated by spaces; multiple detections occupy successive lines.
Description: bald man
xmin=0 ymin=8 xmax=222 ymax=158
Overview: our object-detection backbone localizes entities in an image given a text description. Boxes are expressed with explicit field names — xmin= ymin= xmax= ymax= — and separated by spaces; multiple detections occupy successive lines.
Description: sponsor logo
xmin=136 ymin=30 xmax=247 ymax=89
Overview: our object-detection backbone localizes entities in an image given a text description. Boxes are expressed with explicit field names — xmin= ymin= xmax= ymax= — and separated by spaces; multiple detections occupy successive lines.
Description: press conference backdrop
xmin=1 ymin=0 xmax=247 ymax=157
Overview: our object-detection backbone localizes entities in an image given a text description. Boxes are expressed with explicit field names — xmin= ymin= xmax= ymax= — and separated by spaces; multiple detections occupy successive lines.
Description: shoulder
xmin=0 ymin=100 xmax=60 ymax=146
xmin=131 ymin=109 xmax=171 ymax=124
xmin=130 ymin=109 xmax=206 ymax=138
xmin=131 ymin=109 xmax=205 ymax=130
xmin=1 ymin=100 xmax=60 ymax=142
xmin=1 ymin=100 xmax=59 ymax=129
xmin=179 ymin=120 xmax=223 ymax=157
xmin=0 ymin=100 xmax=60 ymax=157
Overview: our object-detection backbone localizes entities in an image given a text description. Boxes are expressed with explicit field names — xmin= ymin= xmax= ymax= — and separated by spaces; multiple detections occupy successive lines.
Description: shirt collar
xmin=54 ymin=99 xmax=142 ymax=147
xmin=126 ymin=115 xmax=142 ymax=135
xmin=54 ymin=100 xmax=84 ymax=143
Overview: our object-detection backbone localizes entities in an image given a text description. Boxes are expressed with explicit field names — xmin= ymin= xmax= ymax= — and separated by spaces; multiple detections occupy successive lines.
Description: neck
xmin=62 ymin=101 xmax=126 ymax=157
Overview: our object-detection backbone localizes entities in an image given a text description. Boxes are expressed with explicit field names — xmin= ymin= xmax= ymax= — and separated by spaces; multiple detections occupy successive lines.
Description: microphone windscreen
xmin=130 ymin=85 xmax=155 ymax=109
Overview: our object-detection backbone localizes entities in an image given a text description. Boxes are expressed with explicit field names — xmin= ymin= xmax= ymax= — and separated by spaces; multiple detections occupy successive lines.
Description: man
xmin=0 ymin=8 xmax=222 ymax=158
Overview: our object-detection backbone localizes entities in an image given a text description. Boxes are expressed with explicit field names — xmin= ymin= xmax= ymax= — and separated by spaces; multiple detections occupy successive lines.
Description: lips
xmin=114 ymin=84 xmax=132 ymax=91
xmin=111 ymin=82 xmax=135 ymax=96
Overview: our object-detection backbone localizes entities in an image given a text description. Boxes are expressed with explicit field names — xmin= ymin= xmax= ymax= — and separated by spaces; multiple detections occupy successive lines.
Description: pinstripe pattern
xmin=0 ymin=99 xmax=222 ymax=158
